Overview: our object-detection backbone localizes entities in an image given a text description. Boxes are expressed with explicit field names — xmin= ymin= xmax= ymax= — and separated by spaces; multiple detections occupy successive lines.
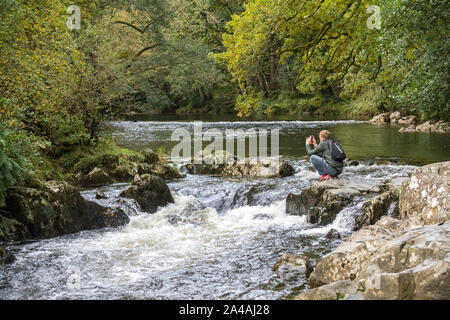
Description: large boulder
xmin=76 ymin=167 xmax=113 ymax=188
xmin=389 ymin=112 xmax=401 ymax=124
xmin=183 ymin=151 xmax=294 ymax=178
xmin=286 ymin=178 xmax=384 ymax=225
xmin=120 ymin=176 xmax=174 ymax=213
xmin=399 ymin=161 xmax=450 ymax=224
xmin=369 ymin=113 xmax=390 ymax=125
xmin=307 ymin=217 xmax=450 ymax=299
xmin=0 ymin=181 xmax=129 ymax=241
xmin=273 ymin=254 xmax=314 ymax=280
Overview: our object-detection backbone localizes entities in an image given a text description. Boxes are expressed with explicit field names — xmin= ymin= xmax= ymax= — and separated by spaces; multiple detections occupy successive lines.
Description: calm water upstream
xmin=1 ymin=115 xmax=449 ymax=299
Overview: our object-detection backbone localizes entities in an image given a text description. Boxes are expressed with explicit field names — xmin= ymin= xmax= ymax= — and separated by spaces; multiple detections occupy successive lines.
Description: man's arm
xmin=306 ymin=141 xmax=326 ymax=156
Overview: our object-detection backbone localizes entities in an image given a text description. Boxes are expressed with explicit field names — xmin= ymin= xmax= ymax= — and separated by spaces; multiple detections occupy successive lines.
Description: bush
xmin=0 ymin=126 xmax=26 ymax=206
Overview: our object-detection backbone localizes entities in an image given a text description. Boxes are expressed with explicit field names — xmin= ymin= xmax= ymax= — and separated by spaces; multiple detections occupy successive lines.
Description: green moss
xmin=336 ymin=292 xmax=346 ymax=300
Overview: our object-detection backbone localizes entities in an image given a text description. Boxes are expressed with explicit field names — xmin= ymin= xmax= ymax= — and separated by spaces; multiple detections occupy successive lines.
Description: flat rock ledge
xmin=286 ymin=177 xmax=406 ymax=226
xmin=293 ymin=161 xmax=450 ymax=300
xmin=182 ymin=151 xmax=294 ymax=178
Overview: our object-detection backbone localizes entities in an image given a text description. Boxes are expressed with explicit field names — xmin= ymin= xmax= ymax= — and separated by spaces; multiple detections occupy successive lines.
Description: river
xmin=1 ymin=115 xmax=449 ymax=299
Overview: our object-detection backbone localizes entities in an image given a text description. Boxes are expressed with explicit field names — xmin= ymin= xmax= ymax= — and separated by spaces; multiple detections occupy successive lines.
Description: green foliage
xmin=0 ymin=125 xmax=26 ymax=206
xmin=378 ymin=0 xmax=450 ymax=120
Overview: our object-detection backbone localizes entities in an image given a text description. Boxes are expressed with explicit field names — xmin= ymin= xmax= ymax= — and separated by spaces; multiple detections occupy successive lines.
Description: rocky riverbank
xmin=369 ymin=112 xmax=449 ymax=133
xmin=0 ymin=148 xmax=181 ymax=261
xmin=287 ymin=161 xmax=450 ymax=300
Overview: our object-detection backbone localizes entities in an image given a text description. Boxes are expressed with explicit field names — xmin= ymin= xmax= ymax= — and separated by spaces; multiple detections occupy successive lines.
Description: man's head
xmin=319 ymin=130 xmax=331 ymax=141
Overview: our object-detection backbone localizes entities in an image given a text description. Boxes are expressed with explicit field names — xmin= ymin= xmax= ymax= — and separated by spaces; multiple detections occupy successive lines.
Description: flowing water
xmin=1 ymin=115 xmax=449 ymax=300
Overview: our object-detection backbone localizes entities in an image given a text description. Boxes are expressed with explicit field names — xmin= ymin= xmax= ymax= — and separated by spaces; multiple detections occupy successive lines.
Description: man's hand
xmin=306 ymin=137 xmax=311 ymax=145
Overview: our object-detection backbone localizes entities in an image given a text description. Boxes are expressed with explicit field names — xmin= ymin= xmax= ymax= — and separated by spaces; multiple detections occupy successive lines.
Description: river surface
xmin=1 ymin=115 xmax=449 ymax=299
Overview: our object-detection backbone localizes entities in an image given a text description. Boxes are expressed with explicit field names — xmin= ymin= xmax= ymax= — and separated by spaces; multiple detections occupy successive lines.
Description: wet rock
xmin=343 ymin=159 xmax=359 ymax=166
xmin=76 ymin=167 xmax=113 ymax=188
xmin=354 ymin=188 xmax=400 ymax=230
xmin=0 ymin=181 xmax=129 ymax=241
xmin=399 ymin=161 xmax=450 ymax=224
xmin=102 ymin=207 xmax=129 ymax=228
xmin=253 ymin=213 xmax=273 ymax=220
xmin=286 ymin=178 xmax=382 ymax=225
xmin=369 ymin=113 xmax=390 ymax=125
xmin=279 ymin=161 xmax=295 ymax=177
xmin=307 ymin=217 xmax=450 ymax=299
xmin=0 ymin=247 xmax=15 ymax=265
xmin=0 ymin=215 xmax=30 ymax=241
xmin=397 ymin=115 xmax=417 ymax=126
xmin=95 ymin=192 xmax=108 ymax=200
xmin=293 ymin=280 xmax=359 ymax=300
xmin=120 ymin=176 xmax=174 ymax=213
xmin=326 ymin=228 xmax=341 ymax=239
xmin=389 ymin=112 xmax=401 ymax=124
xmin=273 ymin=254 xmax=314 ymax=280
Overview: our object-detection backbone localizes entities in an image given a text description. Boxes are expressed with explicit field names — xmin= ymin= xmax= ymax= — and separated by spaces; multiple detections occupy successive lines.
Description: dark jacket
xmin=306 ymin=139 xmax=344 ymax=172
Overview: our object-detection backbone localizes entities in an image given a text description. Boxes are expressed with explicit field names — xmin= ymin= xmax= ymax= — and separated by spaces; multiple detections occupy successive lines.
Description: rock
xmin=354 ymin=188 xmax=400 ymax=230
xmin=397 ymin=115 xmax=417 ymax=126
xmin=399 ymin=161 xmax=450 ymax=225
xmin=434 ymin=120 xmax=449 ymax=133
xmin=273 ymin=254 xmax=314 ymax=280
xmin=76 ymin=167 xmax=113 ymax=188
xmin=279 ymin=161 xmax=295 ymax=177
xmin=308 ymin=217 xmax=450 ymax=300
xmin=343 ymin=159 xmax=359 ymax=166
xmin=293 ymin=280 xmax=359 ymax=300
xmin=102 ymin=207 xmax=130 ymax=228
xmin=415 ymin=121 xmax=433 ymax=133
xmin=369 ymin=113 xmax=390 ymax=125
xmin=326 ymin=228 xmax=341 ymax=239
xmin=389 ymin=112 xmax=401 ymax=124
xmin=286 ymin=178 xmax=383 ymax=225
xmin=253 ymin=213 xmax=273 ymax=220
xmin=95 ymin=192 xmax=108 ymax=200
xmin=399 ymin=125 xmax=416 ymax=133
xmin=0 ymin=181 xmax=129 ymax=241
xmin=132 ymin=174 xmax=142 ymax=185
xmin=399 ymin=120 xmax=448 ymax=134
xmin=0 ymin=247 xmax=15 ymax=265
xmin=141 ymin=149 xmax=160 ymax=165
xmin=183 ymin=151 xmax=294 ymax=178
xmin=110 ymin=165 xmax=135 ymax=182
xmin=120 ymin=176 xmax=174 ymax=213
xmin=0 ymin=215 xmax=30 ymax=241
xmin=137 ymin=163 xmax=184 ymax=180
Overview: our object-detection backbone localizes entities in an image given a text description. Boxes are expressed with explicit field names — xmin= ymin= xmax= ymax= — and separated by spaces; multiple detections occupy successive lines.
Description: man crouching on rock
xmin=306 ymin=130 xmax=343 ymax=181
